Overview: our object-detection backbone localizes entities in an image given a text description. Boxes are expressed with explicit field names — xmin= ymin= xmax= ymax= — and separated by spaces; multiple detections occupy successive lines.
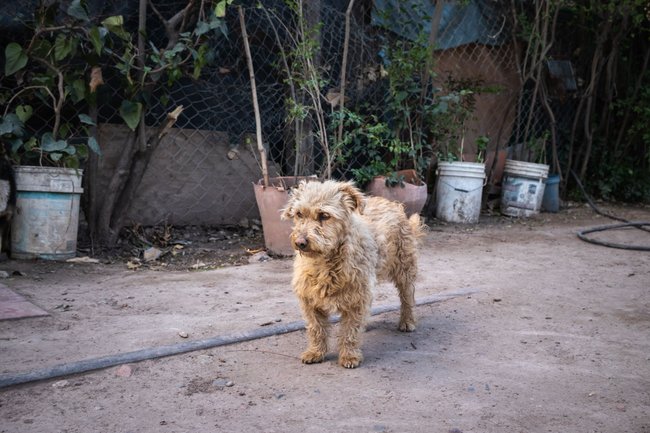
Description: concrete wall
xmin=97 ymin=124 xmax=281 ymax=226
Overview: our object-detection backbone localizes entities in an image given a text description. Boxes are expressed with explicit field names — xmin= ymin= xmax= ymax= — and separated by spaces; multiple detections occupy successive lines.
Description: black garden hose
xmin=571 ymin=170 xmax=650 ymax=251
xmin=0 ymin=288 xmax=478 ymax=389
xmin=577 ymin=222 xmax=650 ymax=251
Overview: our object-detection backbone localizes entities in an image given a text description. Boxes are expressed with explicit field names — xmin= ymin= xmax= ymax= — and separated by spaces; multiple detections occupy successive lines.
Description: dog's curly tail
xmin=408 ymin=213 xmax=427 ymax=242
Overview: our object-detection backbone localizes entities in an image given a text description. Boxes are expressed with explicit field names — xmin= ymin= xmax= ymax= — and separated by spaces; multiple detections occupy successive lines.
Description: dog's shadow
xmin=347 ymin=306 xmax=461 ymax=368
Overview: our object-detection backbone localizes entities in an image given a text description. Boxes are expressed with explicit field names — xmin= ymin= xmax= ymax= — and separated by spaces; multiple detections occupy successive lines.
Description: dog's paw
xmin=301 ymin=350 xmax=325 ymax=364
xmin=398 ymin=320 xmax=416 ymax=332
xmin=338 ymin=352 xmax=362 ymax=369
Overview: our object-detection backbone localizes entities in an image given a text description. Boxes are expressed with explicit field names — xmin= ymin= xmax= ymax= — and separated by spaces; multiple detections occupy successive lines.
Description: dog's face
xmin=281 ymin=180 xmax=364 ymax=256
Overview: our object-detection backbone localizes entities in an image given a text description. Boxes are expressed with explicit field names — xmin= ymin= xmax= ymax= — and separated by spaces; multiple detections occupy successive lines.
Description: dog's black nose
xmin=295 ymin=236 xmax=308 ymax=250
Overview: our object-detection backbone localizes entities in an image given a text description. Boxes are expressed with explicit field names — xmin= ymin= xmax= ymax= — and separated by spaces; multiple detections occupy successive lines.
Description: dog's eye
xmin=296 ymin=211 xmax=303 ymax=218
xmin=318 ymin=212 xmax=330 ymax=222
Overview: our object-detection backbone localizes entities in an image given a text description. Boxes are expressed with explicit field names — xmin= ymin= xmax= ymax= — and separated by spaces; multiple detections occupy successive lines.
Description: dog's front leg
xmin=300 ymin=304 xmax=329 ymax=364
xmin=337 ymin=307 xmax=366 ymax=368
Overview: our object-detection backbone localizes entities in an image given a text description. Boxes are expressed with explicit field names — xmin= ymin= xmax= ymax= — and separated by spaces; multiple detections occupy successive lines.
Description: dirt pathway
xmin=1 ymin=204 xmax=649 ymax=432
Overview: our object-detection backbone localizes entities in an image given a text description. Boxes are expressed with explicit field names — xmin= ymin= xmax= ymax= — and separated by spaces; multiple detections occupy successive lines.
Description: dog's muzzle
xmin=294 ymin=235 xmax=309 ymax=251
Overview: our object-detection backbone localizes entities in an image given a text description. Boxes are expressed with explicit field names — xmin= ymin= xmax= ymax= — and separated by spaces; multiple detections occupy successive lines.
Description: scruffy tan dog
xmin=281 ymin=180 xmax=423 ymax=368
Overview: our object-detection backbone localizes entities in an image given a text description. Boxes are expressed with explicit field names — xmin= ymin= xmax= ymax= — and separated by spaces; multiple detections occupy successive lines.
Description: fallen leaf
xmin=89 ymin=66 xmax=104 ymax=92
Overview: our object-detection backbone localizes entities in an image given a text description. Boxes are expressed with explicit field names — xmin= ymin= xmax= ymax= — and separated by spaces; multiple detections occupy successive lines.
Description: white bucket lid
xmin=14 ymin=166 xmax=84 ymax=194
xmin=503 ymin=160 xmax=549 ymax=180
xmin=437 ymin=161 xmax=486 ymax=179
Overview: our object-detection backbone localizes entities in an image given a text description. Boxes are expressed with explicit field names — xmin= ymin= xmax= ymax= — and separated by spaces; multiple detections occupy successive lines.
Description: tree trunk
xmin=296 ymin=0 xmax=322 ymax=177
xmin=92 ymin=0 xmax=196 ymax=248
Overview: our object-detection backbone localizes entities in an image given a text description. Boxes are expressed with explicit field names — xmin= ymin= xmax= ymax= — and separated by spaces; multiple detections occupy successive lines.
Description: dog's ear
xmin=280 ymin=181 xmax=305 ymax=220
xmin=338 ymin=181 xmax=365 ymax=214
xmin=280 ymin=203 xmax=293 ymax=220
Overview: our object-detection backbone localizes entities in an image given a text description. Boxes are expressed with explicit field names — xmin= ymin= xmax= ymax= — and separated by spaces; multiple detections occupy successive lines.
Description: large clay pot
xmin=366 ymin=169 xmax=427 ymax=216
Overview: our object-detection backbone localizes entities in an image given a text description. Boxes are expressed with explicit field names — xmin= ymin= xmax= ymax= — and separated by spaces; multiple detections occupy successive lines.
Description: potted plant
xmin=1 ymin=2 xmax=102 ymax=259
xmin=333 ymin=32 xmax=439 ymax=216
xmin=239 ymin=5 xmax=318 ymax=255
xmin=332 ymin=109 xmax=427 ymax=216
xmin=0 ymin=113 xmax=92 ymax=260
xmin=432 ymin=88 xmax=488 ymax=224
xmin=367 ymin=35 xmax=438 ymax=216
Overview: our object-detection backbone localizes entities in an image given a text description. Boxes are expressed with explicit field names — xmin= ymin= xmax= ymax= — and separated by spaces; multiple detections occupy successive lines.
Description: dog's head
xmin=281 ymin=180 xmax=365 ymax=256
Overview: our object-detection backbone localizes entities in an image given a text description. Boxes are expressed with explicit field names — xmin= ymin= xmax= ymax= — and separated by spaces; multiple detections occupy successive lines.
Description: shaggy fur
xmin=281 ymin=180 xmax=423 ymax=368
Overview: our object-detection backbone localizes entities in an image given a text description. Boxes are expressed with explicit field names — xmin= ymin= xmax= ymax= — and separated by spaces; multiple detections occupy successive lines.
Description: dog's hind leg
xmin=394 ymin=249 xmax=417 ymax=332
xmin=300 ymin=306 xmax=329 ymax=364
xmin=396 ymin=273 xmax=417 ymax=332
xmin=395 ymin=213 xmax=424 ymax=332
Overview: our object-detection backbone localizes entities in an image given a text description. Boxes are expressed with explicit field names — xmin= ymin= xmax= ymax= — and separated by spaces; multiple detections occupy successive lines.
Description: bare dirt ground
xmin=0 ymin=203 xmax=649 ymax=433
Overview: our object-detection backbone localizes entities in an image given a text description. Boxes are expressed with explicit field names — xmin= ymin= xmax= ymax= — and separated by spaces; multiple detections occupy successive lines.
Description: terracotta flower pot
xmin=253 ymin=176 xmax=315 ymax=255
xmin=366 ymin=169 xmax=427 ymax=216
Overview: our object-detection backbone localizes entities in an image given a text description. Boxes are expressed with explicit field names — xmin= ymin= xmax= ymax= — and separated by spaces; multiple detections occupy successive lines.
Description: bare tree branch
xmin=336 ymin=0 xmax=356 ymax=145
xmin=238 ymin=6 xmax=270 ymax=187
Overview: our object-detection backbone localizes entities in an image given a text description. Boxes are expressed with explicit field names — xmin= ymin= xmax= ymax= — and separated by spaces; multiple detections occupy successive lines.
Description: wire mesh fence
xmin=2 ymin=0 xmax=564 ymax=229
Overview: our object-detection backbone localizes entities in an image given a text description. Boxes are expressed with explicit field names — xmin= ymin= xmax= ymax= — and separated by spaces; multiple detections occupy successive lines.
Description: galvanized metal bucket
xmin=11 ymin=166 xmax=83 ymax=260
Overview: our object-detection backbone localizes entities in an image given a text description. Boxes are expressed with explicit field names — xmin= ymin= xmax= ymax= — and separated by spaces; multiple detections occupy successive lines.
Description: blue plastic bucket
xmin=542 ymin=174 xmax=560 ymax=213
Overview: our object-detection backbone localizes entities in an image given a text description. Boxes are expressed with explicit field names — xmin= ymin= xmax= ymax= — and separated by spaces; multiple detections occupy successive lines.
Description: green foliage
xmin=0 ymin=112 xmax=93 ymax=168
xmin=119 ymin=100 xmax=143 ymax=131
xmin=475 ymin=135 xmax=489 ymax=163
xmin=558 ymin=0 xmax=650 ymax=202
xmin=4 ymin=43 xmax=28 ymax=76
xmin=381 ymin=33 xmax=436 ymax=172
xmin=596 ymin=80 xmax=650 ymax=202
xmin=214 ymin=0 xmax=233 ymax=18
xmin=623 ymin=82 xmax=650 ymax=166
xmin=431 ymin=88 xmax=474 ymax=161
xmin=332 ymin=30 xmax=440 ymax=185
xmin=1 ymin=2 xmax=105 ymax=166
xmin=1 ymin=0 xmax=227 ymax=167
xmin=67 ymin=0 xmax=90 ymax=22
xmin=525 ymin=130 xmax=550 ymax=165
xmin=277 ymin=0 xmax=333 ymax=177
xmin=334 ymin=33 xmax=495 ymax=183
xmin=590 ymin=154 xmax=650 ymax=202
xmin=433 ymin=77 xmax=499 ymax=162
xmin=332 ymin=109 xmax=411 ymax=186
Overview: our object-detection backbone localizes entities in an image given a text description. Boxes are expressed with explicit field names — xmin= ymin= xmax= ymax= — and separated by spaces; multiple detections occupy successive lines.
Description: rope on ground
xmin=571 ymin=170 xmax=650 ymax=251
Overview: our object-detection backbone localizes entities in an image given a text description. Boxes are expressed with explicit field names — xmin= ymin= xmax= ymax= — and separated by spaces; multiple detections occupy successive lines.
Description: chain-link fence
xmin=110 ymin=0 xmax=535 ymax=225
xmin=2 ymin=0 xmax=575 ymax=230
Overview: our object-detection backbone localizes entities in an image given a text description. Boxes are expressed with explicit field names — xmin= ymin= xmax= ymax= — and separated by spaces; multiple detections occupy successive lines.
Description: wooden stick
xmin=336 ymin=0 xmax=355 ymax=145
xmin=238 ymin=6 xmax=269 ymax=187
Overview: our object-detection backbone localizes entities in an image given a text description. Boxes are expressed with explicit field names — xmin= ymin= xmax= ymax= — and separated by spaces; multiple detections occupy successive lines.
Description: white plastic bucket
xmin=500 ymin=160 xmax=549 ymax=217
xmin=435 ymin=162 xmax=486 ymax=223
xmin=11 ymin=166 xmax=83 ymax=260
